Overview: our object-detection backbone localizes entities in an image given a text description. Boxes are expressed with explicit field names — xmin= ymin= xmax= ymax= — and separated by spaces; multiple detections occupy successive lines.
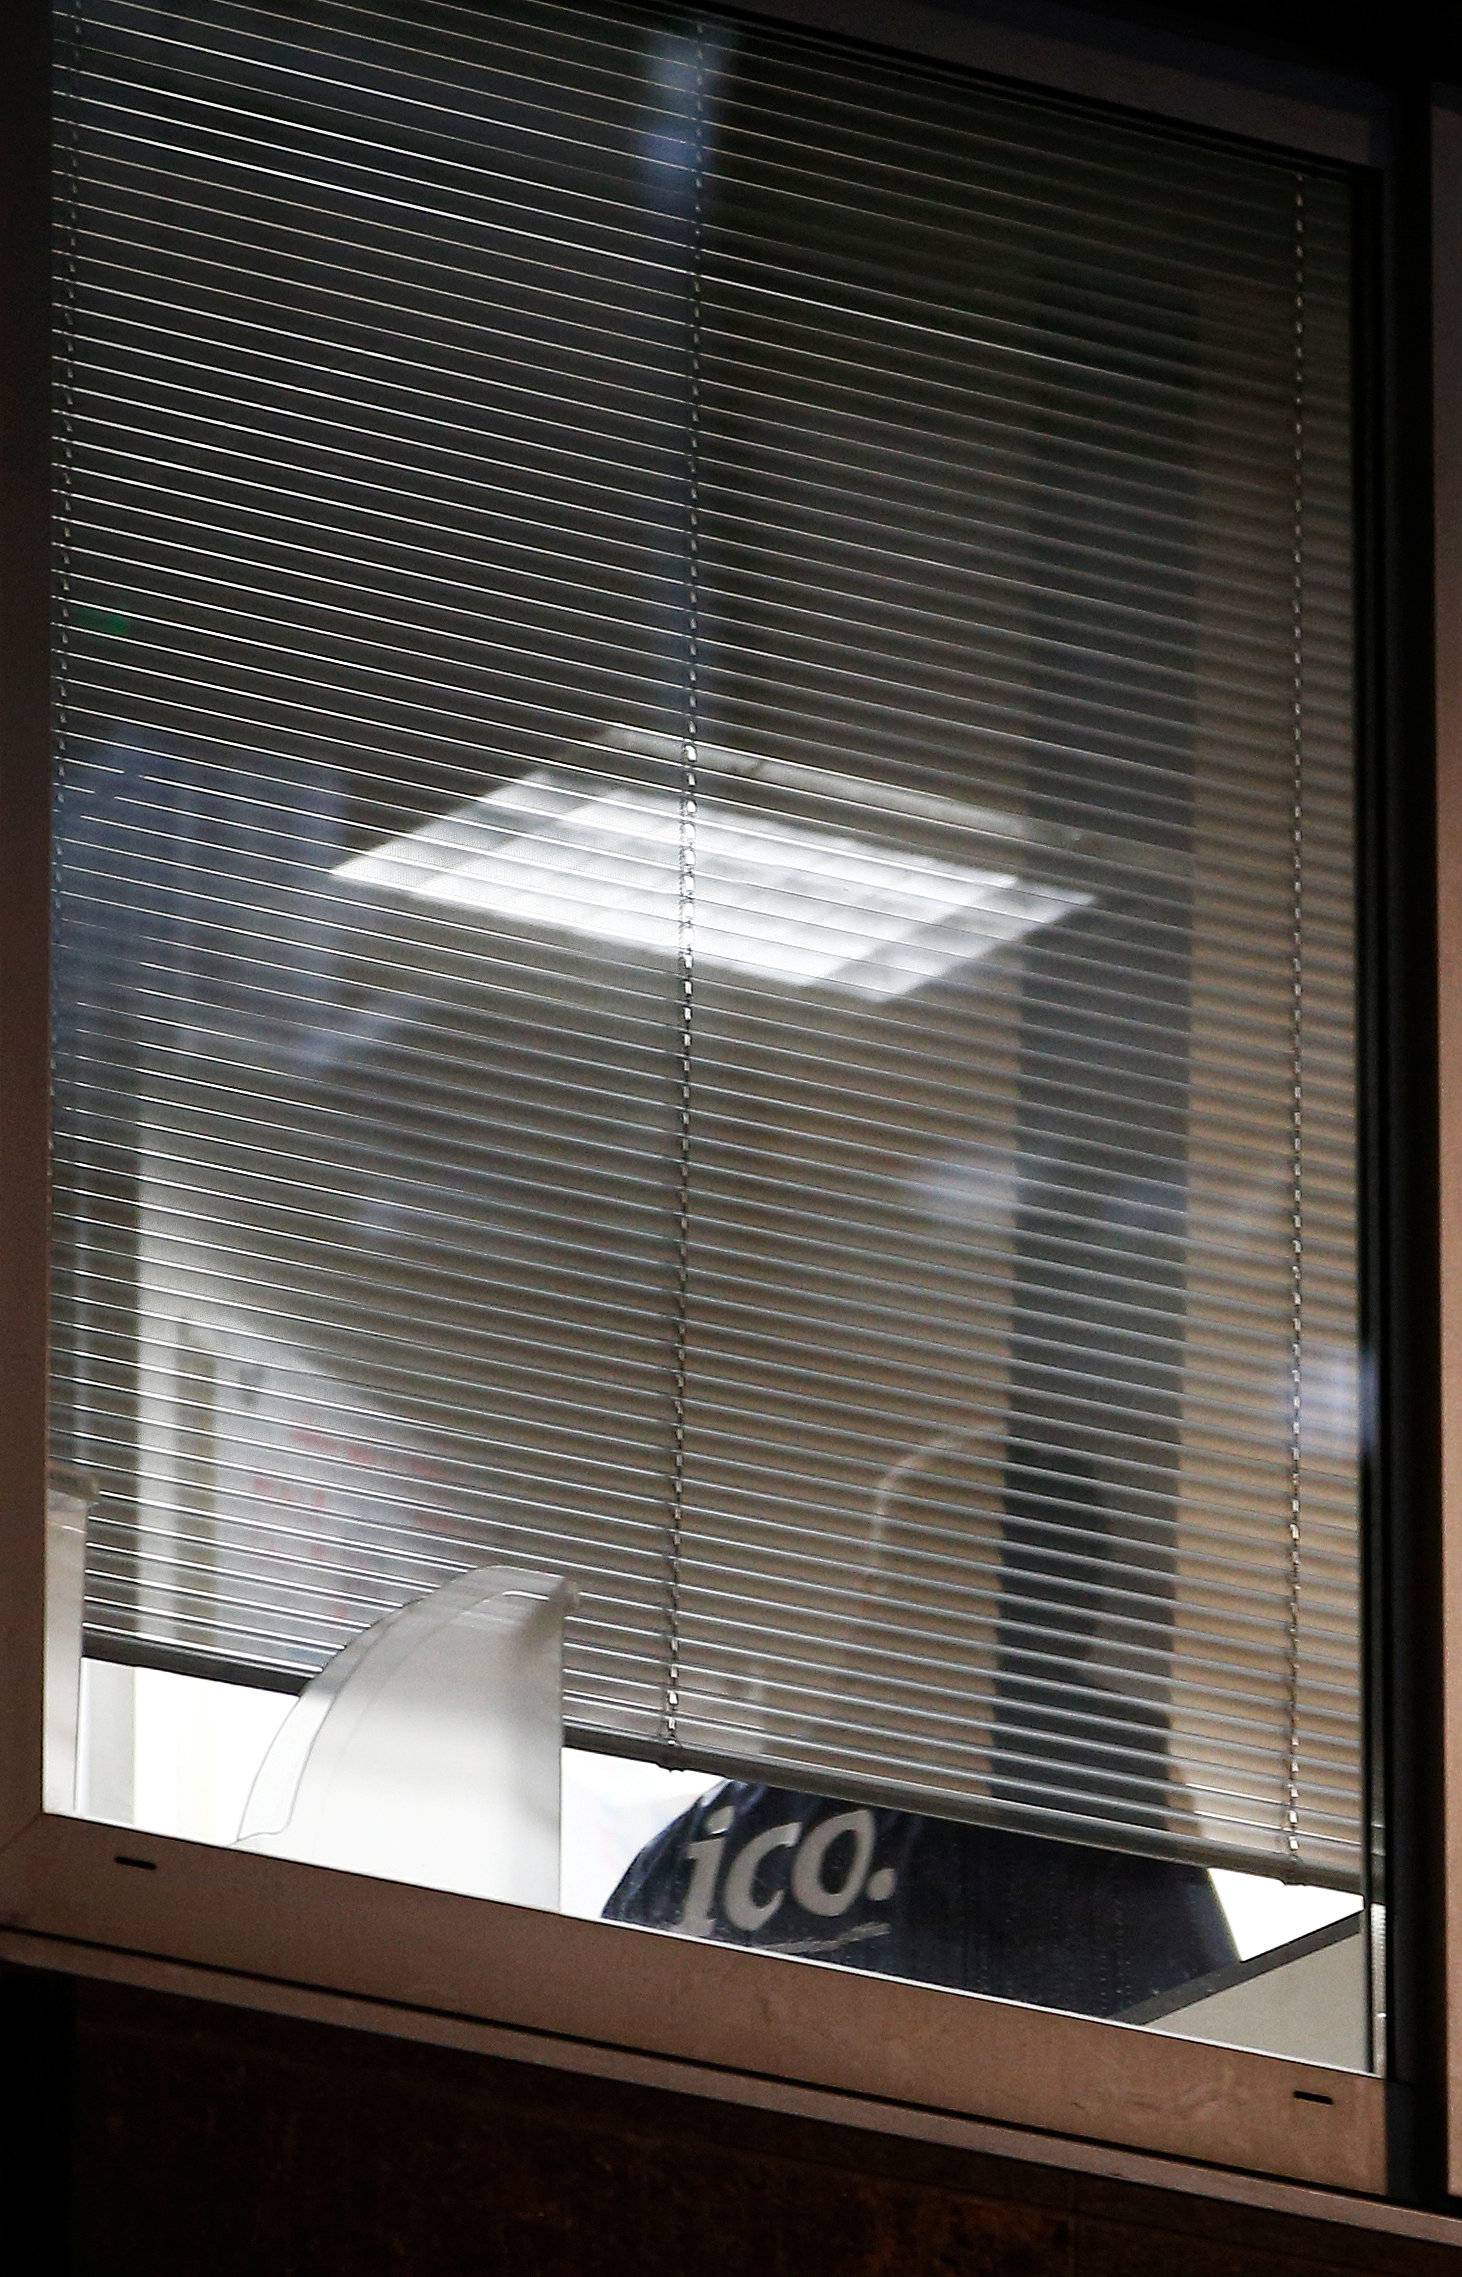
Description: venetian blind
xmin=51 ymin=0 xmax=1362 ymax=1881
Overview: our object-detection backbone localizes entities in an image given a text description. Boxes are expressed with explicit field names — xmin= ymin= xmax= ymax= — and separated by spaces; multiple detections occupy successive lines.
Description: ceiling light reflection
xmin=335 ymin=769 xmax=1091 ymax=1000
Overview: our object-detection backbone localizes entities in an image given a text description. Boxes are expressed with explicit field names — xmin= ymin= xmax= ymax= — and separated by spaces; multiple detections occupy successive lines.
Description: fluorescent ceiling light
xmin=335 ymin=767 xmax=1090 ymax=1000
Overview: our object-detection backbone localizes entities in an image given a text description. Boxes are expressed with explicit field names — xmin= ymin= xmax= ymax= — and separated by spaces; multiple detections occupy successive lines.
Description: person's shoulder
xmin=602 ymin=1782 xmax=742 ymax=1921
xmin=602 ymin=1783 xmax=837 ymax=1924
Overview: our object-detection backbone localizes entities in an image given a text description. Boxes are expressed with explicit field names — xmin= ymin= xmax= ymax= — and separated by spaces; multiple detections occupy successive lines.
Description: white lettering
xmin=790 ymin=1809 xmax=877 ymax=1918
xmin=721 ymin=1820 xmax=799 ymax=1933
xmin=677 ymin=1803 xmax=735 ymax=1935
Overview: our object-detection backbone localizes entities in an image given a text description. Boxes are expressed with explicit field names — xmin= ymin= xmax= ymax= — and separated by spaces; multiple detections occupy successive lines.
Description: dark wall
xmin=10 ymin=1961 xmax=1462 ymax=2276
xmin=1006 ymin=0 xmax=1462 ymax=83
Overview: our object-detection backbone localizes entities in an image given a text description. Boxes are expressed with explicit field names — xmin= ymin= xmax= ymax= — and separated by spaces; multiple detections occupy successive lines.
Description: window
xmin=3 ymin=0 xmax=1419 ymax=2205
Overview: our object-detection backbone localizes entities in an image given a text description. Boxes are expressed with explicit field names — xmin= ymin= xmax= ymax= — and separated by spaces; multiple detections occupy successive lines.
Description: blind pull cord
xmin=665 ymin=22 xmax=710 ymax=1758
xmin=1284 ymin=171 xmax=1307 ymax=1866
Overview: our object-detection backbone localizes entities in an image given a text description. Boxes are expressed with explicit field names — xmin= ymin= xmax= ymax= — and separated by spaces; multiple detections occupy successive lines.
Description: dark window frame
xmin=2 ymin=0 xmax=1457 ymax=2227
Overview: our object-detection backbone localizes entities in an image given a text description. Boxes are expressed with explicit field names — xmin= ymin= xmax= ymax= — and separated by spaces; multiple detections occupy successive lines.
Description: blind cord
xmin=665 ymin=24 xmax=709 ymax=1756
xmin=1284 ymin=172 xmax=1307 ymax=1865
xmin=54 ymin=0 xmax=85 ymax=1476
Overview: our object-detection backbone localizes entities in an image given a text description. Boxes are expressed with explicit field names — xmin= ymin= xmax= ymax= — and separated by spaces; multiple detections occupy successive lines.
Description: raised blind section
xmin=52 ymin=0 xmax=1361 ymax=1881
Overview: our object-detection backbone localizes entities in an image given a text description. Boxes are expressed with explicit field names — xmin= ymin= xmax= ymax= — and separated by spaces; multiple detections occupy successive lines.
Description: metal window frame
xmin=0 ymin=0 xmax=1435 ymax=2211
xmin=1432 ymin=83 xmax=1462 ymax=2209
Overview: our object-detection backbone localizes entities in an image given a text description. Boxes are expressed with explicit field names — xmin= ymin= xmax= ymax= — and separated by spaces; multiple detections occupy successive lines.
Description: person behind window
xmin=604 ymin=1430 xmax=1236 ymax=2019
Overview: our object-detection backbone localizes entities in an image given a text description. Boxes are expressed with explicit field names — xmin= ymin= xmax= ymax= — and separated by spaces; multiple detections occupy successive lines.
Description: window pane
xmin=50 ymin=0 xmax=1368 ymax=2065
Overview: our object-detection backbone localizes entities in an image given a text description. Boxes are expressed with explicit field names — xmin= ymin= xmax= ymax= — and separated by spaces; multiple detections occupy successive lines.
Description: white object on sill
xmin=45 ymin=1466 xmax=95 ymax=1815
xmin=236 ymin=1567 xmax=573 ymax=1912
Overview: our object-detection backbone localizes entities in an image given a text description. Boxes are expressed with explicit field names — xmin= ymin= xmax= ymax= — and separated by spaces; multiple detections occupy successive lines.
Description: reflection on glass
xmin=334 ymin=746 xmax=1091 ymax=999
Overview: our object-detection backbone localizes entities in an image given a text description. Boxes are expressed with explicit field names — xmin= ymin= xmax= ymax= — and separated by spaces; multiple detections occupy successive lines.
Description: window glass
xmin=50 ymin=0 xmax=1367 ymax=2066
